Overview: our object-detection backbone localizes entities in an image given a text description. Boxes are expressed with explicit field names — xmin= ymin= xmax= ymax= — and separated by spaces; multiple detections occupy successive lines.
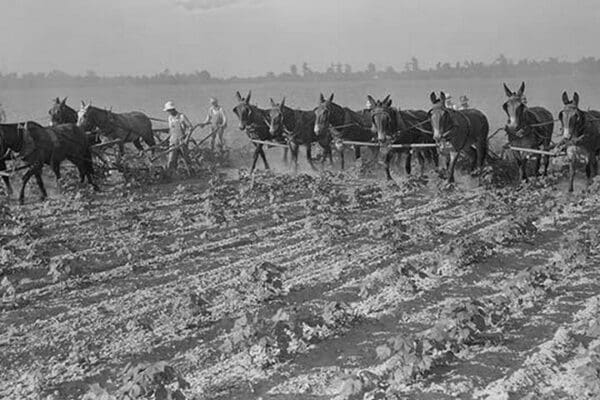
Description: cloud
xmin=174 ymin=0 xmax=259 ymax=12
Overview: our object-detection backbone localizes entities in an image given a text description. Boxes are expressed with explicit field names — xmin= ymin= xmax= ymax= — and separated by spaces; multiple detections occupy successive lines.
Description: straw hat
xmin=459 ymin=95 xmax=469 ymax=103
xmin=163 ymin=101 xmax=176 ymax=111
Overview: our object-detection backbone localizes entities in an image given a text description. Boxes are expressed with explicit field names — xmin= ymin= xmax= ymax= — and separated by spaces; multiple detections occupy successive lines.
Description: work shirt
xmin=203 ymin=106 xmax=227 ymax=128
xmin=168 ymin=112 xmax=193 ymax=145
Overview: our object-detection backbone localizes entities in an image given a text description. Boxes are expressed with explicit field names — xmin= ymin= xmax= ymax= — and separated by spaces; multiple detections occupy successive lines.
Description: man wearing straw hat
xmin=164 ymin=101 xmax=193 ymax=172
xmin=200 ymin=97 xmax=227 ymax=151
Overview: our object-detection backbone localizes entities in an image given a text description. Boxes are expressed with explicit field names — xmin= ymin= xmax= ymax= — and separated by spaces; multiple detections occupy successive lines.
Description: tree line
xmin=1 ymin=55 xmax=599 ymax=88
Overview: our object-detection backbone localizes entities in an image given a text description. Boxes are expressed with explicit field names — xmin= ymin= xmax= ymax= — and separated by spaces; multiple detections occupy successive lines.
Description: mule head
xmin=268 ymin=97 xmax=287 ymax=136
xmin=428 ymin=91 xmax=453 ymax=141
xmin=232 ymin=91 xmax=253 ymax=130
xmin=368 ymin=95 xmax=395 ymax=142
xmin=314 ymin=93 xmax=335 ymax=136
xmin=559 ymin=91 xmax=583 ymax=140
xmin=48 ymin=97 xmax=70 ymax=126
xmin=77 ymin=101 xmax=94 ymax=130
xmin=502 ymin=82 xmax=527 ymax=130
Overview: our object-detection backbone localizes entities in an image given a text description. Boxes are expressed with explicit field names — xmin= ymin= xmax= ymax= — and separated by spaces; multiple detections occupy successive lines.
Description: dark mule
xmin=49 ymin=97 xmax=78 ymax=125
xmin=368 ymin=95 xmax=437 ymax=180
xmin=502 ymin=82 xmax=554 ymax=181
xmin=77 ymin=102 xmax=156 ymax=160
xmin=313 ymin=93 xmax=373 ymax=169
xmin=558 ymin=92 xmax=600 ymax=192
xmin=0 ymin=155 xmax=12 ymax=195
xmin=429 ymin=92 xmax=489 ymax=183
xmin=233 ymin=91 xmax=288 ymax=173
xmin=268 ymin=98 xmax=318 ymax=172
xmin=0 ymin=122 xmax=98 ymax=204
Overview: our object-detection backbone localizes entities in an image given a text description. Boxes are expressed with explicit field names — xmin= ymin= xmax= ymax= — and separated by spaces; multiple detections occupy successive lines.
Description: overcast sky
xmin=1 ymin=0 xmax=598 ymax=77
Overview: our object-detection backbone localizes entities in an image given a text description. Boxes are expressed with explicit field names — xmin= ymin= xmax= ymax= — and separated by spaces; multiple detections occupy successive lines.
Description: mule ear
xmin=328 ymin=93 xmax=334 ymax=102
xmin=246 ymin=91 xmax=252 ymax=103
xmin=235 ymin=91 xmax=243 ymax=102
xmin=270 ymin=98 xmax=277 ymax=107
xmin=62 ymin=97 xmax=68 ymax=104
xmin=430 ymin=92 xmax=438 ymax=104
xmin=503 ymin=83 xmax=513 ymax=97
xmin=440 ymin=91 xmax=446 ymax=104
xmin=367 ymin=95 xmax=376 ymax=106
xmin=81 ymin=100 xmax=86 ymax=108
xmin=55 ymin=97 xmax=60 ymax=103
xmin=573 ymin=92 xmax=580 ymax=107
xmin=280 ymin=97 xmax=285 ymax=108
xmin=517 ymin=82 xmax=525 ymax=97
xmin=562 ymin=91 xmax=570 ymax=105
xmin=319 ymin=93 xmax=326 ymax=103
xmin=383 ymin=94 xmax=391 ymax=107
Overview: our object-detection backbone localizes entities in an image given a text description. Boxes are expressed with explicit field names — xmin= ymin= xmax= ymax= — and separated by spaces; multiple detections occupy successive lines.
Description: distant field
xmin=4 ymin=75 xmax=600 ymax=150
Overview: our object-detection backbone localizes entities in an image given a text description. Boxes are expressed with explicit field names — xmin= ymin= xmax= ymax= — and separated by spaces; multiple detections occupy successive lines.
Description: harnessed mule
xmin=232 ymin=91 xmax=288 ymax=173
xmin=267 ymin=98 xmax=319 ymax=172
xmin=368 ymin=95 xmax=437 ymax=180
xmin=77 ymin=102 xmax=156 ymax=161
xmin=502 ymin=82 xmax=554 ymax=181
xmin=429 ymin=92 xmax=489 ymax=183
xmin=558 ymin=92 xmax=600 ymax=192
xmin=0 ymin=122 xmax=98 ymax=204
xmin=313 ymin=93 xmax=373 ymax=170
xmin=49 ymin=97 xmax=78 ymax=125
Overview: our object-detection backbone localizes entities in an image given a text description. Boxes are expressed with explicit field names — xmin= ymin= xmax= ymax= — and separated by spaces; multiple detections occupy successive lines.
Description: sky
xmin=0 ymin=0 xmax=598 ymax=77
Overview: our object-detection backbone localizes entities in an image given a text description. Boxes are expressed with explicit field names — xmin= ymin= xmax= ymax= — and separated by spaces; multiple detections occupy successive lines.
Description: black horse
xmin=558 ymin=92 xmax=600 ymax=192
xmin=429 ymin=92 xmax=489 ymax=183
xmin=313 ymin=93 xmax=373 ymax=169
xmin=502 ymin=82 xmax=554 ymax=180
xmin=368 ymin=95 xmax=437 ymax=180
xmin=0 ymin=122 xmax=98 ymax=204
xmin=268 ymin=98 xmax=319 ymax=172
xmin=233 ymin=91 xmax=288 ymax=173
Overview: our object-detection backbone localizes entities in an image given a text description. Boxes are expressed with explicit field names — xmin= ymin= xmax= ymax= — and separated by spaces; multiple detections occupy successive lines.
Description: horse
xmin=429 ymin=92 xmax=489 ymax=183
xmin=368 ymin=95 xmax=438 ymax=180
xmin=77 ymin=102 xmax=156 ymax=160
xmin=502 ymin=82 xmax=554 ymax=181
xmin=0 ymin=122 xmax=98 ymax=204
xmin=558 ymin=92 xmax=600 ymax=192
xmin=49 ymin=97 xmax=78 ymax=125
xmin=313 ymin=93 xmax=374 ymax=170
xmin=267 ymin=98 xmax=319 ymax=172
xmin=232 ymin=91 xmax=288 ymax=173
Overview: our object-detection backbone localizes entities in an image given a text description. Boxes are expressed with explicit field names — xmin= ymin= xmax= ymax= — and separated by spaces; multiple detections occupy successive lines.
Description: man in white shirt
xmin=200 ymin=97 xmax=227 ymax=150
xmin=164 ymin=101 xmax=193 ymax=172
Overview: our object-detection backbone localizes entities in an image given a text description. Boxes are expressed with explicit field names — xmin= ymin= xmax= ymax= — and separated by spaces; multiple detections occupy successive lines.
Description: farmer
xmin=443 ymin=92 xmax=457 ymax=110
xmin=458 ymin=95 xmax=470 ymax=110
xmin=200 ymin=97 xmax=227 ymax=151
xmin=164 ymin=101 xmax=193 ymax=171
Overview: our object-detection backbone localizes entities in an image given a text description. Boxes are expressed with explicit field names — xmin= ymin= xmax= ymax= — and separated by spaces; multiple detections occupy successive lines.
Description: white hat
xmin=163 ymin=101 xmax=176 ymax=111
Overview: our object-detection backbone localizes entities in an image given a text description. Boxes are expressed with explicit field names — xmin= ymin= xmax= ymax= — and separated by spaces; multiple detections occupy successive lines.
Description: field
xmin=2 ymin=78 xmax=600 ymax=399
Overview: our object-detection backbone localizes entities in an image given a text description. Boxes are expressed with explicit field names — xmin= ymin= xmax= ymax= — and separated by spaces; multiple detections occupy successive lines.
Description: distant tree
xmin=290 ymin=64 xmax=299 ymax=77
xmin=344 ymin=64 xmax=352 ymax=74
xmin=366 ymin=63 xmax=377 ymax=76
xmin=302 ymin=62 xmax=312 ymax=77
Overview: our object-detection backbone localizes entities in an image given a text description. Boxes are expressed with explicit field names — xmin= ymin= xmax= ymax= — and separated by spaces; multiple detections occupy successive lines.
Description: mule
xmin=502 ymin=82 xmax=554 ymax=181
xmin=313 ymin=93 xmax=373 ymax=169
xmin=49 ymin=97 xmax=78 ymax=125
xmin=429 ymin=92 xmax=489 ymax=183
xmin=233 ymin=91 xmax=288 ymax=173
xmin=268 ymin=98 xmax=319 ymax=172
xmin=368 ymin=95 xmax=438 ymax=180
xmin=0 ymin=122 xmax=98 ymax=204
xmin=77 ymin=102 xmax=156 ymax=160
xmin=558 ymin=92 xmax=600 ymax=192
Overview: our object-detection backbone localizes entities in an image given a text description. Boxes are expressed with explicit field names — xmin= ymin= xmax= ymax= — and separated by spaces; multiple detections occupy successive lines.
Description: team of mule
xmin=1 ymin=83 xmax=598 ymax=203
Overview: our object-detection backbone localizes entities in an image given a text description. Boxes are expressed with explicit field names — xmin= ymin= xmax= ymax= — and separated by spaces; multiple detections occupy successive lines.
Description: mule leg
xmin=34 ymin=171 xmax=47 ymax=201
xmin=132 ymin=138 xmax=144 ymax=152
xmin=542 ymin=154 xmax=550 ymax=176
xmin=385 ymin=151 xmax=394 ymax=180
xmin=447 ymin=150 xmax=459 ymax=183
xmin=340 ymin=148 xmax=345 ymax=170
xmin=404 ymin=150 xmax=412 ymax=175
xmin=52 ymin=161 xmax=62 ymax=192
xmin=19 ymin=168 xmax=36 ymax=204
xmin=417 ymin=150 xmax=426 ymax=175
xmin=534 ymin=155 xmax=541 ymax=177
xmin=282 ymin=148 xmax=288 ymax=164
xmin=259 ymin=145 xmax=270 ymax=170
xmin=289 ymin=144 xmax=299 ymax=173
xmin=517 ymin=155 xmax=528 ymax=182
xmin=250 ymin=145 xmax=260 ymax=173
xmin=568 ymin=158 xmax=575 ymax=193
xmin=306 ymin=145 xmax=317 ymax=171
xmin=2 ymin=176 xmax=12 ymax=196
